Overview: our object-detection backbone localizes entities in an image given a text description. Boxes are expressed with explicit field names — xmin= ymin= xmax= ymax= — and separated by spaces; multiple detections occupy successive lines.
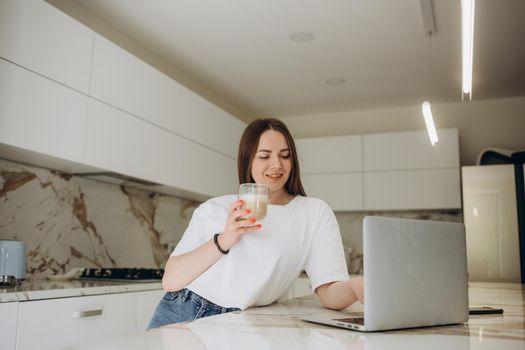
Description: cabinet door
xmin=364 ymin=169 xmax=461 ymax=210
xmin=90 ymin=34 xmax=179 ymax=132
xmin=0 ymin=0 xmax=93 ymax=93
xmin=178 ymin=85 xmax=246 ymax=159
xmin=0 ymin=302 xmax=18 ymax=350
xmin=138 ymin=289 xmax=166 ymax=330
xmin=16 ymin=293 xmax=138 ymax=350
xmin=302 ymin=173 xmax=363 ymax=211
xmin=0 ymin=59 xmax=87 ymax=162
xmin=295 ymin=135 xmax=362 ymax=174
xmin=90 ymin=34 xmax=245 ymax=160
xmin=363 ymin=129 xmax=459 ymax=171
xmin=84 ymin=99 xmax=237 ymax=198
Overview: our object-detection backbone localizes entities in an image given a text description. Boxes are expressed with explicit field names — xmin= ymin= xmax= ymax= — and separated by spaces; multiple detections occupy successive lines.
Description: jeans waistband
xmin=179 ymin=288 xmax=213 ymax=306
xmin=179 ymin=288 xmax=239 ymax=313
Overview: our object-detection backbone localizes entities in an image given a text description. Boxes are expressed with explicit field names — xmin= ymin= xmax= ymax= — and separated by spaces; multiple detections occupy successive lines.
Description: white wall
xmin=281 ymin=96 xmax=525 ymax=166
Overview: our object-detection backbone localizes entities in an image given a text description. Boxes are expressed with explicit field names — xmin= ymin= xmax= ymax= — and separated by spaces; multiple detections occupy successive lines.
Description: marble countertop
xmin=63 ymin=282 xmax=524 ymax=350
xmin=0 ymin=279 xmax=162 ymax=302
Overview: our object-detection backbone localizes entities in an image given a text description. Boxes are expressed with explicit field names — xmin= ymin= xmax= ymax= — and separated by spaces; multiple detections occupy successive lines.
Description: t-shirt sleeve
xmin=303 ymin=201 xmax=350 ymax=291
xmin=171 ymin=199 xmax=229 ymax=256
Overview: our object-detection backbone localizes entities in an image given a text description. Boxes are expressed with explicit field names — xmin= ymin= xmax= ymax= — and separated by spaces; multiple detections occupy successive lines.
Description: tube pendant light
xmin=422 ymin=101 xmax=439 ymax=146
xmin=461 ymin=0 xmax=475 ymax=99
xmin=419 ymin=0 xmax=439 ymax=146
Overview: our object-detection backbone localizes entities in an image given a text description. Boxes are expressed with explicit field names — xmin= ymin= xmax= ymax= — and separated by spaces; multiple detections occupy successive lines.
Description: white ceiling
xmin=51 ymin=0 xmax=525 ymax=122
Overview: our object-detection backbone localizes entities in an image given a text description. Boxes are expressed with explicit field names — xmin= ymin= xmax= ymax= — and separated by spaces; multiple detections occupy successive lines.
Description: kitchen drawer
xmin=16 ymin=292 xmax=139 ymax=350
xmin=138 ymin=289 xmax=166 ymax=330
xmin=0 ymin=302 xmax=19 ymax=350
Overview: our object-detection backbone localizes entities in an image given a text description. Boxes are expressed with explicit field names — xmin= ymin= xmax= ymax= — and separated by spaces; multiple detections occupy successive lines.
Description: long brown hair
xmin=237 ymin=118 xmax=306 ymax=196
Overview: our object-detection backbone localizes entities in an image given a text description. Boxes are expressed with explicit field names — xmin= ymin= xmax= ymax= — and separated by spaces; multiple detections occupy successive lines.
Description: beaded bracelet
xmin=213 ymin=233 xmax=229 ymax=255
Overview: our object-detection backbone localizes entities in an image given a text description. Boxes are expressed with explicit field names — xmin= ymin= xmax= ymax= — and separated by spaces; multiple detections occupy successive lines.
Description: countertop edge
xmin=1 ymin=280 xmax=163 ymax=302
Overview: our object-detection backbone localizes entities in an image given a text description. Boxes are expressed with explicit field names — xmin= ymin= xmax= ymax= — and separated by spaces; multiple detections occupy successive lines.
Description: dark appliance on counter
xmin=77 ymin=268 xmax=164 ymax=282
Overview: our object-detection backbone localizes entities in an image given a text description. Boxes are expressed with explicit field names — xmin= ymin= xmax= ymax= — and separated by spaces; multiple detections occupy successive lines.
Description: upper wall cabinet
xmin=363 ymin=129 xmax=459 ymax=170
xmin=295 ymin=135 xmax=363 ymax=210
xmin=90 ymin=34 xmax=245 ymax=159
xmin=364 ymin=169 xmax=461 ymax=210
xmin=296 ymin=129 xmax=461 ymax=211
xmin=90 ymin=34 xmax=179 ymax=132
xmin=178 ymin=85 xmax=245 ymax=159
xmin=84 ymin=99 xmax=238 ymax=198
xmin=295 ymin=135 xmax=362 ymax=174
xmin=0 ymin=59 xmax=87 ymax=163
xmin=362 ymin=129 xmax=461 ymax=210
xmin=0 ymin=0 xmax=244 ymax=200
xmin=0 ymin=0 xmax=93 ymax=93
xmin=301 ymin=173 xmax=363 ymax=211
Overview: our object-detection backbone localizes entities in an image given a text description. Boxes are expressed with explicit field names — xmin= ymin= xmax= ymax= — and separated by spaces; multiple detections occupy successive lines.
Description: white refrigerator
xmin=462 ymin=164 xmax=523 ymax=282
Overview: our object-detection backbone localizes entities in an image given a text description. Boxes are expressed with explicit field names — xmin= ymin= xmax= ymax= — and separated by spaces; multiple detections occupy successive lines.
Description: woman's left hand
xmin=350 ymin=277 xmax=364 ymax=304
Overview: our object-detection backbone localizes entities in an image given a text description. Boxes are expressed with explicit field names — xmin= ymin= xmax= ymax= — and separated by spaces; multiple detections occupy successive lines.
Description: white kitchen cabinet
xmin=295 ymin=135 xmax=362 ymax=174
xmin=362 ymin=129 xmax=461 ymax=210
xmin=90 ymin=34 xmax=245 ymax=160
xmin=138 ymin=289 xmax=166 ymax=330
xmin=296 ymin=129 xmax=460 ymax=211
xmin=0 ymin=0 xmax=243 ymax=200
xmin=16 ymin=293 xmax=138 ymax=350
xmin=295 ymin=135 xmax=362 ymax=211
xmin=178 ymin=84 xmax=246 ymax=159
xmin=293 ymin=277 xmax=312 ymax=298
xmin=90 ymin=34 xmax=179 ymax=134
xmin=0 ymin=0 xmax=93 ymax=93
xmin=363 ymin=129 xmax=459 ymax=171
xmin=364 ymin=168 xmax=462 ymax=210
xmin=0 ymin=59 xmax=87 ymax=163
xmin=302 ymin=173 xmax=363 ymax=211
xmin=84 ymin=99 xmax=237 ymax=198
xmin=0 ymin=302 xmax=19 ymax=350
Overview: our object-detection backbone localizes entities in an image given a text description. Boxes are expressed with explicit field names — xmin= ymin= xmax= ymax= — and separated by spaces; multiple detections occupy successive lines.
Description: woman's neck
xmin=269 ymin=190 xmax=294 ymax=205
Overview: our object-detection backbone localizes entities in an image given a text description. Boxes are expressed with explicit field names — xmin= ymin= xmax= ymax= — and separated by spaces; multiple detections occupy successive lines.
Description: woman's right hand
xmin=218 ymin=199 xmax=262 ymax=250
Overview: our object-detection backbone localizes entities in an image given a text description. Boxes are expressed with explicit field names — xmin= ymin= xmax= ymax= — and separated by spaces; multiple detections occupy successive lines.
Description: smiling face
xmin=250 ymin=129 xmax=292 ymax=198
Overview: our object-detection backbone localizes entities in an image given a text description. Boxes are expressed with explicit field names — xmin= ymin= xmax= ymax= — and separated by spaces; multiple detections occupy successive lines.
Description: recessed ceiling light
xmin=289 ymin=32 xmax=314 ymax=42
xmin=325 ymin=78 xmax=346 ymax=86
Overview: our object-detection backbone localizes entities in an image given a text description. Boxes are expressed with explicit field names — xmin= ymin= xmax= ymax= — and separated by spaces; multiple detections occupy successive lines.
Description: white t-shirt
xmin=171 ymin=194 xmax=349 ymax=310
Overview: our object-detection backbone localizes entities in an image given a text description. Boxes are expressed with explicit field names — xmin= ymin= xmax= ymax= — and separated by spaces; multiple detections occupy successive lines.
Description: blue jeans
xmin=148 ymin=288 xmax=240 ymax=329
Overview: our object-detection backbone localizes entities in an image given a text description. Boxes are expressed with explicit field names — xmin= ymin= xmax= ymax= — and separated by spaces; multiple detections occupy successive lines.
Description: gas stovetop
xmin=77 ymin=268 xmax=164 ymax=282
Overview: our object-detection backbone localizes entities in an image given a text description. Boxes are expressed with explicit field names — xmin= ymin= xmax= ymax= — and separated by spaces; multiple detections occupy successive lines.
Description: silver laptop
xmin=302 ymin=216 xmax=469 ymax=332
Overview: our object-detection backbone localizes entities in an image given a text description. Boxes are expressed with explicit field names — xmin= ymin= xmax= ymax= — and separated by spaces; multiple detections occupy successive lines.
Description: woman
xmin=149 ymin=118 xmax=363 ymax=329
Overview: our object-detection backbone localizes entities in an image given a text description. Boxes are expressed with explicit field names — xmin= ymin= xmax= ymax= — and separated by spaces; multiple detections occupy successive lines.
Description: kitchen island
xmin=66 ymin=282 xmax=524 ymax=349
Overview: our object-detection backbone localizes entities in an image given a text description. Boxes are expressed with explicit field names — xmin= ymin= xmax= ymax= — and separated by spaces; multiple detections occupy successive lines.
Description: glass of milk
xmin=238 ymin=183 xmax=269 ymax=221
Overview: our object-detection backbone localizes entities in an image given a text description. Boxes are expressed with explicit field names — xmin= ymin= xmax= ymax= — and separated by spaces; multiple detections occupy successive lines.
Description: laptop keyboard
xmin=333 ymin=317 xmax=365 ymax=325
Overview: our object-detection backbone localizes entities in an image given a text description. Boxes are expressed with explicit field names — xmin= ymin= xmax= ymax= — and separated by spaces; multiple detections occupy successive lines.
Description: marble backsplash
xmin=0 ymin=158 xmax=199 ymax=281
xmin=334 ymin=210 xmax=463 ymax=274
xmin=0 ymin=158 xmax=462 ymax=280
